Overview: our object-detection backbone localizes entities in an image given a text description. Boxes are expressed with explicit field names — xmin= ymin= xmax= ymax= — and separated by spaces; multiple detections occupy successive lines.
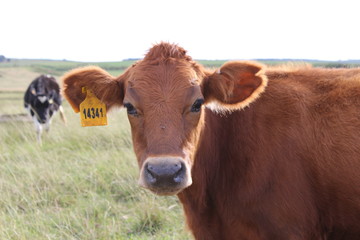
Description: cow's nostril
xmin=173 ymin=163 xmax=182 ymax=172
xmin=145 ymin=163 xmax=157 ymax=183
xmin=174 ymin=163 xmax=185 ymax=183
xmin=146 ymin=163 xmax=158 ymax=176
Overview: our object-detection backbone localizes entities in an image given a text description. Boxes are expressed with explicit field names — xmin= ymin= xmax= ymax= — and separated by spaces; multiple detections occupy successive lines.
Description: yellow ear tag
xmin=79 ymin=87 xmax=108 ymax=127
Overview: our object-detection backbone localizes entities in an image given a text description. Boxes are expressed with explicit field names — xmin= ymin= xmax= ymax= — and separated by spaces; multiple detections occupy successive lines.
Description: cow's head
xmin=30 ymin=90 xmax=57 ymax=124
xmin=62 ymin=43 xmax=267 ymax=195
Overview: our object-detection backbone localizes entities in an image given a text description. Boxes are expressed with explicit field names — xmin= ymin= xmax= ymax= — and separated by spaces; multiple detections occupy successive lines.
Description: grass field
xmin=0 ymin=99 xmax=193 ymax=240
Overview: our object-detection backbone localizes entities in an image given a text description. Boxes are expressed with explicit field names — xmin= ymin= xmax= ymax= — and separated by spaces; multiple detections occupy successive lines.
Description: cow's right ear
xmin=62 ymin=66 xmax=125 ymax=113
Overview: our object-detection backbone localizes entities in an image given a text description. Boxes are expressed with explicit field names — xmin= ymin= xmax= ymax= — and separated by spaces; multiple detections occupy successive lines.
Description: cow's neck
xmin=192 ymin=108 xmax=261 ymax=196
xmin=178 ymin=107 xmax=274 ymax=237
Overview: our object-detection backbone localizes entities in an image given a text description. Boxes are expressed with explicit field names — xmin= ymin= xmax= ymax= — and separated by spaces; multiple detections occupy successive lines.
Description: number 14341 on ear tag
xmin=79 ymin=87 xmax=108 ymax=127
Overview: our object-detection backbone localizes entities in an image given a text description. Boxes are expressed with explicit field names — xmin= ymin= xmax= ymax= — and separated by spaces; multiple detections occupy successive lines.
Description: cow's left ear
xmin=62 ymin=66 xmax=125 ymax=113
xmin=201 ymin=61 xmax=268 ymax=112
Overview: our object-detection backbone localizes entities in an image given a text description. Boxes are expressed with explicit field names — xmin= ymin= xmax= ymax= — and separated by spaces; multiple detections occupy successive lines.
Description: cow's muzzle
xmin=39 ymin=118 xmax=47 ymax=124
xmin=139 ymin=157 xmax=192 ymax=195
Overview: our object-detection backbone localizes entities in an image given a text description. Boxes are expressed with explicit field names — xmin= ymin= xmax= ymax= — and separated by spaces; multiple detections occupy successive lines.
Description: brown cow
xmin=62 ymin=43 xmax=360 ymax=239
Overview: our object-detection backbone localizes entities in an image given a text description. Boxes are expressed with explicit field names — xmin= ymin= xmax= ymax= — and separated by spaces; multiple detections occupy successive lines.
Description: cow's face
xmin=31 ymin=94 xmax=54 ymax=124
xmin=121 ymin=59 xmax=206 ymax=195
xmin=62 ymin=43 xmax=268 ymax=195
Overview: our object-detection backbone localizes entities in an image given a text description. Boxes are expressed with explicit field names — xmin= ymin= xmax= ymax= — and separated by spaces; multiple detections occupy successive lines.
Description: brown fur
xmin=62 ymin=43 xmax=360 ymax=239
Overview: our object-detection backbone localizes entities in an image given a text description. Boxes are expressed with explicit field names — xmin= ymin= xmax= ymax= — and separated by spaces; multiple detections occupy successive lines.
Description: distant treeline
xmin=0 ymin=55 xmax=10 ymax=62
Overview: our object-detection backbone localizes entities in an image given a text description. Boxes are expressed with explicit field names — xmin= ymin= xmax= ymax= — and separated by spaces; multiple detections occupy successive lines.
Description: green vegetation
xmin=0 ymin=93 xmax=192 ymax=240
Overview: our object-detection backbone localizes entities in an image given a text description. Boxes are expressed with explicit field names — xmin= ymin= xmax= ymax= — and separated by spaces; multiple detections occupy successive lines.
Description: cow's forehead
xmin=122 ymin=43 xmax=205 ymax=107
xmin=127 ymin=61 xmax=199 ymax=95
xmin=124 ymin=62 xmax=203 ymax=111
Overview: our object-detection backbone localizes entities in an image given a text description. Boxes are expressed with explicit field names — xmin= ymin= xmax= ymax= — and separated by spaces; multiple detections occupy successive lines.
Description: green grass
xmin=0 ymin=92 xmax=192 ymax=240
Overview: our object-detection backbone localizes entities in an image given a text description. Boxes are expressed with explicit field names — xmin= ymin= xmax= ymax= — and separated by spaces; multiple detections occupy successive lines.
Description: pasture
xmin=1 ymin=58 xmax=360 ymax=240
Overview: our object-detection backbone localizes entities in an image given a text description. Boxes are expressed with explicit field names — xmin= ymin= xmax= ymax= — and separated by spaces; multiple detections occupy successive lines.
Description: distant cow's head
xmin=32 ymin=93 xmax=58 ymax=123
xmin=62 ymin=43 xmax=267 ymax=195
xmin=27 ymin=77 xmax=59 ymax=124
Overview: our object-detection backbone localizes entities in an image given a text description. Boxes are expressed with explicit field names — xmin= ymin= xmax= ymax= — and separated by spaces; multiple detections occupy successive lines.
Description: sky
xmin=2 ymin=0 xmax=359 ymax=62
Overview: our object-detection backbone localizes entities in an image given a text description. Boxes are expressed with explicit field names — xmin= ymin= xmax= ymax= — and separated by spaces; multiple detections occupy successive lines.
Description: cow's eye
xmin=124 ymin=103 xmax=138 ymax=115
xmin=191 ymin=99 xmax=204 ymax=112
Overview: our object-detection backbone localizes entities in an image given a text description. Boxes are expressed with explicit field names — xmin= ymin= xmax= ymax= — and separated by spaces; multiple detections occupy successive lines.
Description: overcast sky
xmin=2 ymin=0 xmax=359 ymax=62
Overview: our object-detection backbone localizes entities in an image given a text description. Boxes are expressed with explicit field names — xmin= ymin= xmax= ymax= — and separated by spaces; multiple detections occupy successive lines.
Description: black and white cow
xmin=24 ymin=74 xmax=66 ymax=144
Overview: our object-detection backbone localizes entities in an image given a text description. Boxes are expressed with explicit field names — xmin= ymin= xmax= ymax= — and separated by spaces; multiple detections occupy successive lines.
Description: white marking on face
xmin=216 ymin=69 xmax=221 ymax=74
xmin=38 ymin=96 xmax=47 ymax=103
